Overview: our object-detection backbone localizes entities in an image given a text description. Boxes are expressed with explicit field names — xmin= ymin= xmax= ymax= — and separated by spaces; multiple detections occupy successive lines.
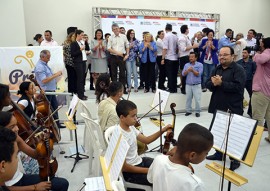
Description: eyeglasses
xmin=218 ymin=53 xmax=231 ymax=57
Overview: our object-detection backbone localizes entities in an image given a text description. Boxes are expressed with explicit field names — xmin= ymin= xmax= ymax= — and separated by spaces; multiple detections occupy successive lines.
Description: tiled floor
xmin=54 ymin=81 xmax=269 ymax=191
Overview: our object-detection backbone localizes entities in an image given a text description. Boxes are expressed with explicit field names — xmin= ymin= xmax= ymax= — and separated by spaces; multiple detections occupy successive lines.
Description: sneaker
xmin=202 ymin=88 xmax=207 ymax=92
xmin=195 ymin=113 xmax=200 ymax=117
xmin=185 ymin=112 xmax=192 ymax=116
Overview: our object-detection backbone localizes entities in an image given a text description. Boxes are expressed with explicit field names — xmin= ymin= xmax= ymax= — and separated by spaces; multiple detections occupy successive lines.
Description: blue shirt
xmin=182 ymin=61 xmax=203 ymax=85
xmin=34 ymin=59 xmax=56 ymax=91
xmin=218 ymin=35 xmax=236 ymax=50
xmin=127 ymin=39 xmax=140 ymax=62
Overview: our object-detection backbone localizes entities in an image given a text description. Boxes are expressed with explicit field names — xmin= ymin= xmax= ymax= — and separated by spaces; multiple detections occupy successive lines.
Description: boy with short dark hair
xmin=115 ymin=100 xmax=172 ymax=185
xmin=147 ymin=123 xmax=213 ymax=191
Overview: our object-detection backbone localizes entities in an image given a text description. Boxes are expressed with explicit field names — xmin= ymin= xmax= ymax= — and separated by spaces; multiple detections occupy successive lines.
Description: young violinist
xmin=147 ymin=123 xmax=213 ymax=191
xmin=17 ymin=82 xmax=36 ymax=120
xmin=0 ymin=83 xmax=12 ymax=111
xmin=115 ymin=100 xmax=172 ymax=185
xmin=0 ymin=128 xmax=18 ymax=191
xmin=0 ymin=111 xmax=69 ymax=191
xmin=98 ymin=81 xmax=123 ymax=132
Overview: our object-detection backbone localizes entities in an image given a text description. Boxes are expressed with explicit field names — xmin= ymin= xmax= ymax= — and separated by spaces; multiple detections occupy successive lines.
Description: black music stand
xmin=146 ymin=91 xmax=163 ymax=153
xmin=64 ymin=100 xmax=89 ymax=172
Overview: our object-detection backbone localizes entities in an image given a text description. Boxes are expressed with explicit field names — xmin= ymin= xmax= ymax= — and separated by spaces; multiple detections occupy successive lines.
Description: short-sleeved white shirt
xmin=17 ymin=99 xmax=35 ymax=119
xmin=117 ymin=125 xmax=142 ymax=165
xmin=147 ymin=155 xmax=204 ymax=191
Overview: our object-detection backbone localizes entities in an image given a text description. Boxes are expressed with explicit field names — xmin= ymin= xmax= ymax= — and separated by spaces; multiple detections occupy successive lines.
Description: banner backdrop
xmin=0 ymin=46 xmax=65 ymax=92
xmin=101 ymin=15 xmax=216 ymax=41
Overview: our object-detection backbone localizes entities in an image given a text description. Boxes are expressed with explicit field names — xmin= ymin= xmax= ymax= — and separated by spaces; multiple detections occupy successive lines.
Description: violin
xmin=36 ymin=135 xmax=58 ymax=181
xmin=29 ymin=74 xmax=61 ymax=142
xmin=10 ymin=100 xmax=39 ymax=147
xmin=162 ymin=103 xmax=176 ymax=154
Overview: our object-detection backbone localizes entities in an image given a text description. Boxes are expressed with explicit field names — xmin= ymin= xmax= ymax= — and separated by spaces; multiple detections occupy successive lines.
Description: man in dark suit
xmin=70 ymin=29 xmax=90 ymax=100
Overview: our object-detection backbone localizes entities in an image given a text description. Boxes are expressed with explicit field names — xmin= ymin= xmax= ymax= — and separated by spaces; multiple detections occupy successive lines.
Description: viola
xmin=29 ymin=74 xmax=61 ymax=142
xmin=162 ymin=103 xmax=176 ymax=155
xmin=36 ymin=135 xmax=58 ymax=181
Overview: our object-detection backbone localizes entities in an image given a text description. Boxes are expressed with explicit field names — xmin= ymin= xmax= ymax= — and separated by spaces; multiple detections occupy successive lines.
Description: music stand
xmin=64 ymin=95 xmax=89 ymax=172
xmin=147 ymin=89 xmax=169 ymax=153
xmin=206 ymin=110 xmax=261 ymax=191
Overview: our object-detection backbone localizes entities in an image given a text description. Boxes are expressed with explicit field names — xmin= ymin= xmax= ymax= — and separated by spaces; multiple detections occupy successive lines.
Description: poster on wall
xmin=101 ymin=15 xmax=216 ymax=40
xmin=0 ymin=46 xmax=65 ymax=92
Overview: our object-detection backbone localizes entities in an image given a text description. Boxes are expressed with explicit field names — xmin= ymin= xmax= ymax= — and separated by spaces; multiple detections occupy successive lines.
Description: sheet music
xmin=104 ymin=126 xmax=121 ymax=167
xmin=151 ymin=89 xmax=170 ymax=113
xmin=67 ymin=94 xmax=79 ymax=120
xmin=85 ymin=176 xmax=106 ymax=191
xmin=211 ymin=111 xmax=257 ymax=160
xmin=109 ymin=138 xmax=129 ymax=182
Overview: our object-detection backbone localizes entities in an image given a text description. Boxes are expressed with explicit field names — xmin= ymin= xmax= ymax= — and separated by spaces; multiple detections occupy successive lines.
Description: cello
xmin=29 ymin=74 xmax=61 ymax=142
xmin=36 ymin=134 xmax=58 ymax=181
xmin=10 ymin=100 xmax=39 ymax=147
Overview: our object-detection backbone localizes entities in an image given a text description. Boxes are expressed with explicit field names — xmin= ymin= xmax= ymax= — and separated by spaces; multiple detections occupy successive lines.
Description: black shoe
xmin=195 ymin=113 xmax=200 ymax=117
xmin=59 ymin=125 xmax=66 ymax=129
xmin=206 ymin=153 xmax=223 ymax=161
xmin=90 ymin=86 xmax=95 ymax=90
xmin=138 ymin=86 xmax=144 ymax=90
xmin=185 ymin=112 xmax=192 ymax=116
xmin=181 ymin=90 xmax=186 ymax=94
xmin=230 ymin=160 xmax=240 ymax=171
xmin=123 ymin=90 xmax=128 ymax=94
xmin=80 ymin=96 xmax=88 ymax=100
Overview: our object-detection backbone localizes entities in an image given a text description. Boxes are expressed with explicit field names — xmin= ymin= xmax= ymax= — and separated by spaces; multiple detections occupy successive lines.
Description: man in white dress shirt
xmin=40 ymin=30 xmax=58 ymax=46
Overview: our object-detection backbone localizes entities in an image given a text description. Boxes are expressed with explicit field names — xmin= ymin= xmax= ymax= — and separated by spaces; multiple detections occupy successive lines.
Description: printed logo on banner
xmin=125 ymin=21 xmax=134 ymax=25
xmin=167 ymin=22 xmax=177 ymax=26
xmin=112 ymin=21 xmax=125 ymax=25
xmin=190 ymin=23 xmax=200 ymax=27
xmin=140 ymin=21 xmax=152 ymax=25
xmin=153 ymin=22 xmax=160 ymax=25
xmin=201 ymin=24 xmax=209 ymax=27
xmin=0 ymin=47 xmax=65 ymax=91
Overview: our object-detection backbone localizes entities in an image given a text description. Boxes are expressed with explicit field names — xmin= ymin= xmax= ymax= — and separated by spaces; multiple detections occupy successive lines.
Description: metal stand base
xmin=64 ymin=129 xmax=89 ymax=172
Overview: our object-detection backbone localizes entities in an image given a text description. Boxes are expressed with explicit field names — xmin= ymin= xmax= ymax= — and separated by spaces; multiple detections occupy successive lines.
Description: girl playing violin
xmin=0 ymin=83 xmax=12 ymax=111
xmin=17 ymin=82 xmax=36 ymax=120
xmin=0 ymin=111 xmax=69 ymax=191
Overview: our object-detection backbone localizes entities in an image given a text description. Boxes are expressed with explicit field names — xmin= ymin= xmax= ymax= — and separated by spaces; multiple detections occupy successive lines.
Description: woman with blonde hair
xmin=63 ymin=32 xmax=77 ymax=94
xmin=139 ymin=33 xmax=157 ymax=93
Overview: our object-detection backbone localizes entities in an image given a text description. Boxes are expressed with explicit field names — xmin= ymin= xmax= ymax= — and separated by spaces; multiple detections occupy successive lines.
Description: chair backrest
xmin=104 ymin=125 xmax=116 ymax=144
xmin=81 ymin=112 xmax=107 ymax=151
xmin=80 ymin=101 xmax=93 ymax=119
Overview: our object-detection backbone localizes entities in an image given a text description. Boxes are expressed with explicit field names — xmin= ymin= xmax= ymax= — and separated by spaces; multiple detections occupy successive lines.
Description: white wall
xmin=0 ymin=0 xmax=26 ymax=46
xmin=3 ymin=0 xmax=270 ymax=46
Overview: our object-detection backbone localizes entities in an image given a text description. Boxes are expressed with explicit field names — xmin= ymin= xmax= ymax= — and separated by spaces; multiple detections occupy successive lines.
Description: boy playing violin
xmin=115 ymin=100 xmax=172 ymax=185
xmin=147 ymin=123 xmax=213 ymax=191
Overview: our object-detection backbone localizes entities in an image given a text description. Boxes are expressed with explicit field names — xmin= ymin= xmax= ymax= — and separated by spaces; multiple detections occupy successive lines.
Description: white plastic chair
xmin=80 ymin=101 xmax=98 ymax=153
xmin=81 ymin=112 xmax=107 ymax=176
xmin=104 ymin=126 xmax=152 ymax=191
